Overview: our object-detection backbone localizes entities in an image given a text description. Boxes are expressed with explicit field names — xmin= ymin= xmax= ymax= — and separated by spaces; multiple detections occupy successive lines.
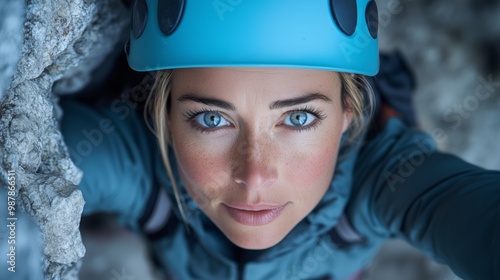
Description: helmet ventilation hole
xmin=330 ymin=0 xmax=358 ymax=36
xmin=132 ymin=0 xmax=148 ymax=38
xmin=365 ymin=1 xmax=378 ymax=39
xmin=158 ymin=0 xmax=186 ymax=36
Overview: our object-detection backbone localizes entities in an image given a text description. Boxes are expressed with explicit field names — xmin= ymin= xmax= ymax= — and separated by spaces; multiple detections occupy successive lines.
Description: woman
xmin=61 ymin=0 xmax=500 ymax=279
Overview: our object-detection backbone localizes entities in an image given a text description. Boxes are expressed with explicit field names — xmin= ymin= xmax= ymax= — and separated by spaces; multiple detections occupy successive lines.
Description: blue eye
xmin=284 ymin=111 xmax=316 ymax=127
xmin=195 ymin=112 xmax=230 ymax=128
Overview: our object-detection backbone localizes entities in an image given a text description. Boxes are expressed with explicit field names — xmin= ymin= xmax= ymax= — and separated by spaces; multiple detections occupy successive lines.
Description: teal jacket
xmin=60 ymin=97 xmax=500 ymax=280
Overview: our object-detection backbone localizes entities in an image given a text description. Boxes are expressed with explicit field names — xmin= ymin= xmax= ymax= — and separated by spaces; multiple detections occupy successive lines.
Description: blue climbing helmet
xmin=126 ymin=0 xmax=379 ymax=76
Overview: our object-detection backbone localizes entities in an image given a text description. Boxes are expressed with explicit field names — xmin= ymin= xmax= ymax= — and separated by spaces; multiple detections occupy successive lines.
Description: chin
xmin=220 ymin=224 xmax=291 ymax=250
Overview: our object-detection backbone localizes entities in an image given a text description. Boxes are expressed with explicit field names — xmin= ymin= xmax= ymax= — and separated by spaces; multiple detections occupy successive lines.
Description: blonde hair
xmin=145 ymin=70 xmax=373 ymax=223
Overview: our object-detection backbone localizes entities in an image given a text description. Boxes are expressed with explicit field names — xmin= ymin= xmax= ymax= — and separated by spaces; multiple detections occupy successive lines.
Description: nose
xmin=231 ymin=136 xmax=277 ymax=189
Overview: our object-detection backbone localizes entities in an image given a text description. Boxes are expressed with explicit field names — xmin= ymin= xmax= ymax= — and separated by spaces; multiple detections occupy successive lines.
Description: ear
xmin=166 ymin=116 xmax=173 ymax=146
xmin=341 ymin=108 xmax=354 ymax=134
xmin=166 ymin=112 xmax=172 ymax=128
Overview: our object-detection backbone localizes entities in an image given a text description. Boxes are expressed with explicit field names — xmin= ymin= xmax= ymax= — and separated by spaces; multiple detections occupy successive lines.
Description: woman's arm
xmin=59 ymin=97 xmax=171 ymax=235
xmin=347 ymin=118 xmax=500 ymax=280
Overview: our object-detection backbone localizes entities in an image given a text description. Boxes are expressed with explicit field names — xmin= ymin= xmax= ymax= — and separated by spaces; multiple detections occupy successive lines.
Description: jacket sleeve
xmin=59 ymin=97 xmax=171 ymax=235
xmin=347 ymin=118 xmax=500 ymax=280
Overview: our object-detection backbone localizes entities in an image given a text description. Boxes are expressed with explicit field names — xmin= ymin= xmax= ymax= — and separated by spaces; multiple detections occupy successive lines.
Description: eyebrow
xmin=177 ymin=94 xmax=236 ymax=110
xmin=177 ymin=92 xmax=332 ymax=110
xmin=270 ymin=93 xmax=332 ymax=109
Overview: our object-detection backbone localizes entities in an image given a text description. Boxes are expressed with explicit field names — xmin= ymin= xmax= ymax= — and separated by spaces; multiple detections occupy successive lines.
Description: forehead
xmin=170 ymin=67 xmax=341 ymax=96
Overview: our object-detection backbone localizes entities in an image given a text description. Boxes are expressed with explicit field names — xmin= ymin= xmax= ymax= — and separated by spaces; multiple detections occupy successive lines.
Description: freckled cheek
xmin=173 ymin=141 xmax=231 ymax=197
xmin=284 ymin=142 xmax=339 ymax=200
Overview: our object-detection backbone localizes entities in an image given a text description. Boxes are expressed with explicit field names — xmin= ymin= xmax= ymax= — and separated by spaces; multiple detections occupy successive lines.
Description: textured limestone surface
xmin=0 ymin=0 xmax=129 ymax=279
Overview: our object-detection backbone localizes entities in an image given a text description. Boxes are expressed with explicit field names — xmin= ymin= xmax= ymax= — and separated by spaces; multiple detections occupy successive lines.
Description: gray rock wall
xmin=0 ymin=0 xmax=129 ymax=279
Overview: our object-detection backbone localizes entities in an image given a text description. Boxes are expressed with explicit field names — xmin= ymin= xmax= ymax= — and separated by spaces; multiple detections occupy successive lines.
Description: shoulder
xmin=353 ymin=118 xmax=438 ymax=185
xmin=346 ymin=118 xmax=438 ymax=236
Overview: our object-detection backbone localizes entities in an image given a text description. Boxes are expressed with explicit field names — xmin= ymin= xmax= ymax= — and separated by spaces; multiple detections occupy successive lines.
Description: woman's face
xmin=169 ymin=68 xmax=351 ymax=249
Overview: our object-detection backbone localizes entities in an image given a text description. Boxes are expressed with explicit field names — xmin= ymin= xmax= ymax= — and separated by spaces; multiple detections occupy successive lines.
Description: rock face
xmin=0 ymin=0 xmax=129 ymax=279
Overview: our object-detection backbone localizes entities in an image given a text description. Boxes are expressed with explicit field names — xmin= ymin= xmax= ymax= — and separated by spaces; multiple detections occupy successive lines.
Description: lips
xmin=223 ymin=203 xmax=289 ymax=226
